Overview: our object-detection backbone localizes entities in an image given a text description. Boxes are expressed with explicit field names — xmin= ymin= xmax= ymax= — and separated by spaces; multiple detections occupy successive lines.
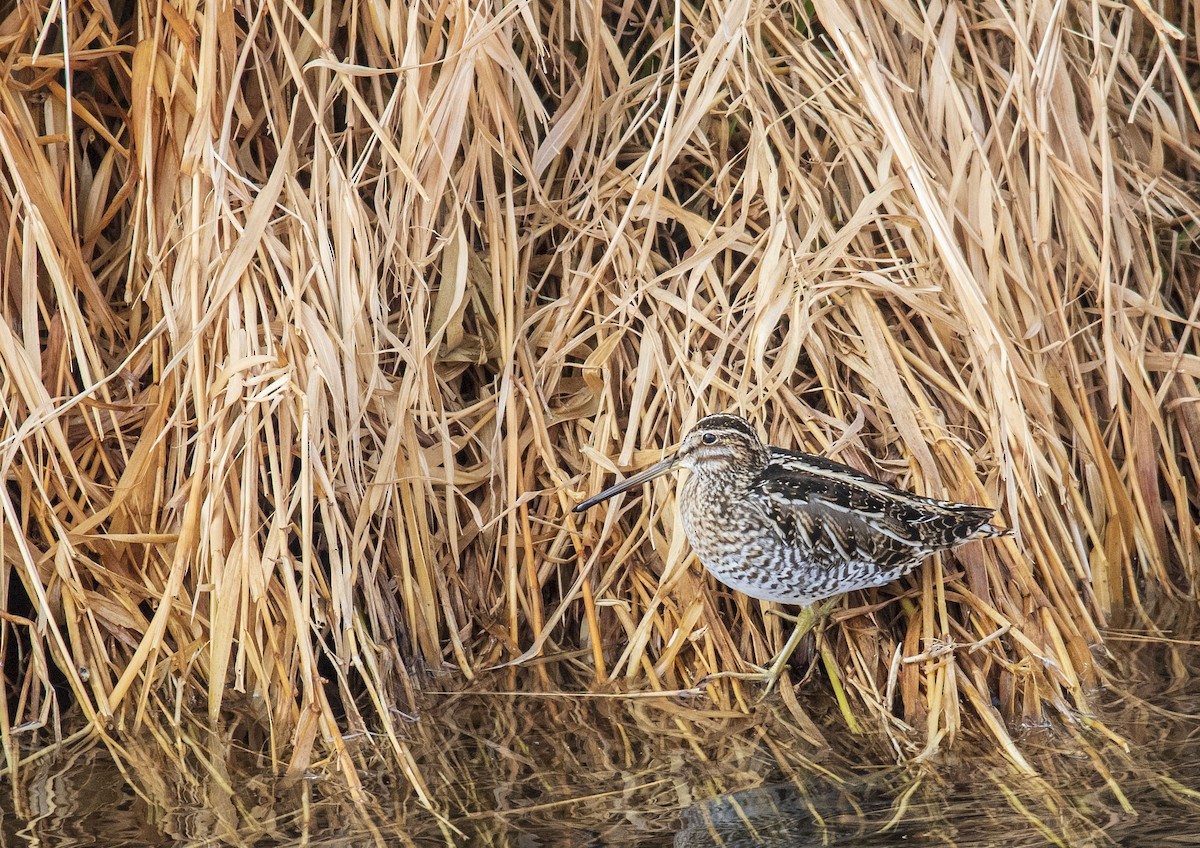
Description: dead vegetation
xmin=0 ymin=0 xmax=1198 ymax=791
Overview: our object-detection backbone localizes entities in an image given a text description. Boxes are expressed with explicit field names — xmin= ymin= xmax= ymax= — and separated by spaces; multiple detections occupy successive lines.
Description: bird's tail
xmin=969 ymin=520 xmax=1014 ymax=540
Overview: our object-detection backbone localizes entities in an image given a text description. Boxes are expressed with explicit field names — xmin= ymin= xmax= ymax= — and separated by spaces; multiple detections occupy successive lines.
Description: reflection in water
xmin=674 ymin=781 xmax=902 ymax=848
xmin=1 ymin=603 xmax=1199 ymax=846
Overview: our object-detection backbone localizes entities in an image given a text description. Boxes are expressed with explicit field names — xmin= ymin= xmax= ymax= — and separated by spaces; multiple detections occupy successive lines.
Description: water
xmin=2 ymin=611 xmax=1199 ymax=846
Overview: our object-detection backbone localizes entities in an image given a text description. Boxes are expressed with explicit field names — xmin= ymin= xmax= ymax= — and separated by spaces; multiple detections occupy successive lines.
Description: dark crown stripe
xmin=695 ymin=414 xmax=759 ymax=440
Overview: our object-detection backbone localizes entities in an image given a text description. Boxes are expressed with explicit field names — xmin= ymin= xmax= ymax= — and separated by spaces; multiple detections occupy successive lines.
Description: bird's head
xmin=676 ymin=414 xmax=769 ymax=475
xmin=573 ymin=413 xmax=768 ymax=512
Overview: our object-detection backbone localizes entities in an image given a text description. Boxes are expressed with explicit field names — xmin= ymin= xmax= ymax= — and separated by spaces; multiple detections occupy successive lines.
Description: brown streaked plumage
xmin=574 ymin=413 xmax=1011 ymax=689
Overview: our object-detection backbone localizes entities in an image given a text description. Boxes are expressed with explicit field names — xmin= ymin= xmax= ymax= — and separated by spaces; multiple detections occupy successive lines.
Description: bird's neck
xmin=685 ymin=462 xmax=760 ymax=495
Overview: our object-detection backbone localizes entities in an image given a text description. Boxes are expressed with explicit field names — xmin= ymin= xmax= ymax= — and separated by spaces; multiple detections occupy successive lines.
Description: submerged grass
xmin=6 ymin=629 xmax=1200 ymax=847
xmin=0 ymin=0 xmax=1198 ymax=800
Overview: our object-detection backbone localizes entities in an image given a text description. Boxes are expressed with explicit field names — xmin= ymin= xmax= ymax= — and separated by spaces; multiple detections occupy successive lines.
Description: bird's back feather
xmin=751 ymin=448 xmax=1004 ymax=569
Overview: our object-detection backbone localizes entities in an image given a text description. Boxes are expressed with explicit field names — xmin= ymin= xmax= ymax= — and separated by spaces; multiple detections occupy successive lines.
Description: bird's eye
xmin=701 ymin=433 xmax=718 ymax=445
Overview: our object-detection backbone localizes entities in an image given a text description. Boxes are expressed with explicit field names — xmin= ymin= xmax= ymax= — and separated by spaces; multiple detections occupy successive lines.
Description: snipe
xmin=574 ymin=413 xmax=1011 ymax=690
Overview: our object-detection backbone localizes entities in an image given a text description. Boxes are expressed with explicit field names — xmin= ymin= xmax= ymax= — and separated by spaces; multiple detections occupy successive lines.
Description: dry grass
xmin=0 ymin=0 xmax=1198 ymax=794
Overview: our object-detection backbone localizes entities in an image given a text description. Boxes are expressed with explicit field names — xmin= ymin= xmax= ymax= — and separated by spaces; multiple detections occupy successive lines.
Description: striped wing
xmin=750 ymin=448 xmax=998 ymax=570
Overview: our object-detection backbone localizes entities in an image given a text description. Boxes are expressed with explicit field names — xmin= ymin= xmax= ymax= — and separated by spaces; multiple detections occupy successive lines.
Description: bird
xmin=573 ymin=413 xmax=1012 ymax=691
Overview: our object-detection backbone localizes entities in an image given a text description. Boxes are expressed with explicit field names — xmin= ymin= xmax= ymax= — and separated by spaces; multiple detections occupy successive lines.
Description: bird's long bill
xmin=573 ymin=455 xmax=680 ymax=513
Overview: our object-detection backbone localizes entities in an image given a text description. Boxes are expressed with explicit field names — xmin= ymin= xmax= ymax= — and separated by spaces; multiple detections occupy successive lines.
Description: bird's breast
xmin=679 ymin=476 xmax=816 ymax=603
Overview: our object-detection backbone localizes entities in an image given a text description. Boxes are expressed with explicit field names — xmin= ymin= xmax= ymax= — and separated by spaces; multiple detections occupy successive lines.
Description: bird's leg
xmin=698 ymin=598 xmax=841 ymax=694
xmin=757 ymin=597 xmax=843 ymax=693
